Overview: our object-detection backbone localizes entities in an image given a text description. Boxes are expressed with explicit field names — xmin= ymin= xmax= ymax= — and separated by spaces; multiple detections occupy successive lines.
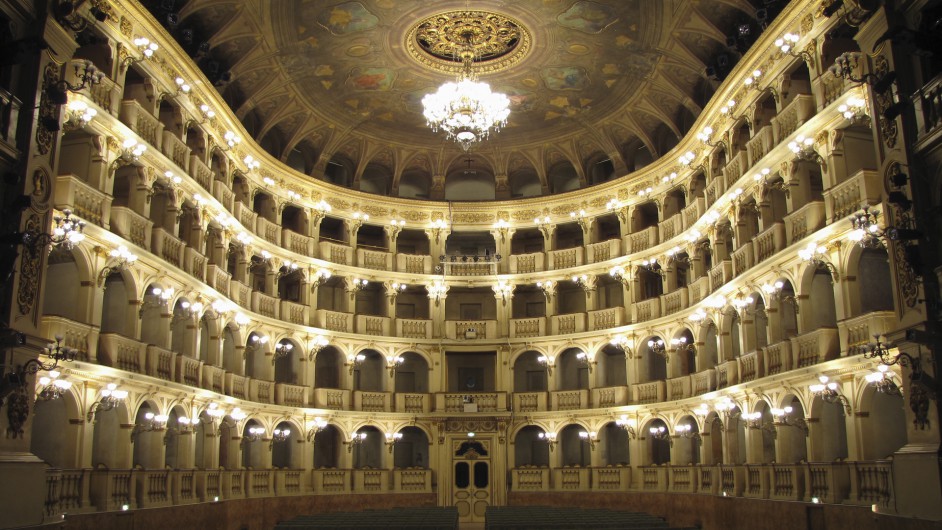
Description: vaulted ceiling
xmin=158 ymin=0 xmax=763 ymax=182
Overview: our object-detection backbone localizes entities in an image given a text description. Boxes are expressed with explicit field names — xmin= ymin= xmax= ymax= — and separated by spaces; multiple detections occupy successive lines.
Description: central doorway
xmin=452 ymin=438 xmax=491 ymax=523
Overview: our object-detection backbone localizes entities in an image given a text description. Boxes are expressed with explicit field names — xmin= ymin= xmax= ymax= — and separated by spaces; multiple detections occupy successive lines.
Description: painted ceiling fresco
xmin=177 ymin=0 xmax=753 ymax=171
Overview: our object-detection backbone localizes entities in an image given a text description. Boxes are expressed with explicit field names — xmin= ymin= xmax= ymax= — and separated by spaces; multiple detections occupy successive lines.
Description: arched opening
xmin=244 ymin=332 xmax=270 ymax=380
xmin=556 ymin=348 xmax=589 ymax=391
xmin=600 ymin=422 xmax=630 ymax=465
xmin=509 ymin=169 xmax=542 ymax=198
xmin=861 ymin=384 xmax=906 ymax=460
xmin=514 ymin=426 xmax=551 ymax=468
xmin=360 ymin=163 xmax=390 ymax=194
xmin=596 ymin=344 xmax=627 ymax=388
xmin=670 ymin=328 xmax=697 ymax=377
xmin=559 ymin=424 xmax=592 ymax=467
xmin=352 ymin=426 xmax=383 ymax=468
xmin=810 ymin=396 xmax=849 ymax=462
xmin=514 ymin=351 xmax=548 ymax=392
xmin=132 ymin=403 xmax=164 ymax=469
xmin=353 ymin=349 xmax=385 ymax=392
xmin=631 ymin=201 xmax=659 ymax=232
xmin=314 ymin=346 xmax=343 ymax=389
xmin=91 ymin=398 xmax=129 ymax=468
xmin=31 ymin=390 xmax=78 ymax=468
xmin=392 ymin=426 xmax=430 ymax=469
xmin=101 ymin=273 xmax=130 ymax=336
xmin=640 ymin=336 xmax=667 ymax=382
xmin=398 ymin=169 xmax=431 ymax=199
xmin=394 ymin=352 xmax=429 ymax=393
xmin=751 ymin=401 xmax=776 ymax=464
xmin=163 ymin=406 xmax=190 ymax=469
xmin=42 ymin=249 xmax=82 ymax=321
xmin=673 ymin=415 xmax=701 ymax=465
xmin=222 ymin=323 xmax=242 ymax=375
xmin=170 ymin=298 xmax=196 ymax=357
xmin=324 ymin=155 xmax=354 ymax=187
xmin=199 ymin=316 xmax=215 ymax=365
xmin=313 ymin=424 xmax=342 ymax=468
xmin=241 ymin=420 xmax=266 ymax=469
xmin=271 ymin=421 xmax=300 ymax=469
xmin=699 ymin=321 xmax=720 ymax=371
xmin=776 ymin=396 xmax=809 ymax=463
xmin=140 ymin=284 xmax=168 ymax=347
xmin=643 ymin=419 xmax=671 ymax=465
xmin=273 ymin=339 xmax=301 ymax=384
xmin=857 ymin=247 xmax=894 ymax=314
xmin=548 ymin=161 xmax=580 ymax=194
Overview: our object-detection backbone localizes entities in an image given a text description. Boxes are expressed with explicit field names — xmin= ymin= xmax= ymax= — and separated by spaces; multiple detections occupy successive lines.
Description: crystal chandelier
xmin=422 ymin=39 xmax=510 ymax=151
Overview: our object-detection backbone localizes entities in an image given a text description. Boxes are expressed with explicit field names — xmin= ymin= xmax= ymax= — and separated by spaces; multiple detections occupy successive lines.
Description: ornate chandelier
xmin=422 ymin=45 xmax=510 ymax=151
xmin=414 ymin=10 xmax=525 ymax=152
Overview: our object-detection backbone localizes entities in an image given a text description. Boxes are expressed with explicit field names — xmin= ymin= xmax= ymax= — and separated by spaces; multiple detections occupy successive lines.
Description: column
xmin=425 ymin=226 xmax=449 ymax=263
xmin=490 ymin=226 xmax=514 ymax=274
xmin=427 ymin=283 xmax=448 ymax=339
xmin=383 ymin=281 xmax=399 ymax=327
xmin=344 ymin=219 xmax=361 ymax=249
xmin=493 ymin=283 xmax=515 ymax=338
xmin=581 ymin=275 xmax=598 ymax=312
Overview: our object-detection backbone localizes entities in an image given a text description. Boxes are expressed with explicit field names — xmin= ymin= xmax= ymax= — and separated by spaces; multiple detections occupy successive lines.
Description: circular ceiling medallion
xmin=406 ymin=10 xmax=532 ymax=76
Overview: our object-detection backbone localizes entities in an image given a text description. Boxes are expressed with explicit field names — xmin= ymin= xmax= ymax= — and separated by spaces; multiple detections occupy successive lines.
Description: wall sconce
xmin=696 ymin=126 xmax=716 ymax=146
xmin=347 ymin=353 xmax=366 ymax=374
xmin=860 ymin=338 xmax=935 ymax=429
xmin=798 ymin=242 xmax=838 ymax=281
xmin=312 ymin=268 xmax=332 ymax=287
xmin=199 ymin=104 xmax=216 ymax=121
xmin=538 ymin=431 xmax=557 ymax=451
xmin=428 ymin=219 xmax=449 ymax=244
xmin=269 ymin=427 xmax=291 ymax=449
xmin=787 ymin=135 xmax=823 ymax=165
xmin=64 ymin=99 xmax=98 ymax=130
xmin=114 ymin=138 xmax=147 ymax=167
xmin=272 ymin=341 xmax=294 ymax=363
xmin=36 ymin=370 xmax=72 ymax=401
xmin=234 ymin=312 xmax=251 ymax=327
xmin=86 ymin=383 xmax=128 ymax=422
xmin=731 ymin=295 xmax=756 ymax=314
xmin=743 ymin=69 xmax=763 ymax=89
xmin=809 ymin=375 xmax=851 ymax=413
xmin=647 ymin=338 xmax=666 ymax=357
xmin=427 ymin=280 xmax=448 ymax=307
xmin=131 ymin=412 xmax=168 ymax=442
xmin=123 ymin=37 xmax=159 ymax=67
xmin=575 ymin=351 xmax=594 ymax=373
xmin=693 ymin=404 xmax=711 ymax=418
xmin=741 ymin=411 xmax=765 ymax=430
xmin=245 ymin=334 xmax=270 ymax=356
xmin=615 ymin=415 xmax=637 ymax=439
xmin=569 ymin=210 xmax=589 ymax=231
xmin=537 ymin=355 xmax=555 ymax=375
xmin=174 ymin=76 xmax=191 ymax=95
xmin=848 ymin=207 xmax=884 ymax=248
xmin=719 ymin=99 xmax=736 ymax=116
xmin=243 ymin=155 xmax=260 ymax=172
xmin=571 ymin=274 xmax=594 ymax=293
xmin=648 ymin=425 xmax=672 ymax=445
xmin=771 ymin=406 xmax=809 ymax=434
xmin=242 ymin=426 xmax=265 ymax=447
xmin=305 ymin=417 xmax=329 ymax=442
xmin=350 ymin=211 xmax=370 ymax=231
xmin=610 ymin=335 xmax=633 ymax=359
xmin=639 ymin=258 xmax=663 ymax=276
xmin=609 ymin=265 xmax=630 ymax=286
xmin=838 ymin=96 xmax=870 ymax=124
xmin=222 ymin=131 xmax=240 ymax=149
xmin=579 ymin=430 xmax=599 ymax=450
xmin=385 ymin=431 xmax=403 ymax=452
xmin=714 ymin=398 xmax=741 ymax=428
xmin=536 ymin=280 xmax=555 ymax=299
xmin=97 ymin=245 xmax=138 ymax=286
xmin=678 ymin=151 xmax=696 ymax=166
xmin=829 ymin=52 xmax=897 ymax=94
xmin=387 ymin=218 xmax=406 ymax=238
xmin=671 ymin=337 xmax=696 ymax=354
xmin=492 ymin=219 xmax=511 ymax=243
xmin=163 ymin=416 xmax=199 ymax=444
xmin=386 ymin=355 xmax=404 ymax=377
xmin=865 ymin=365 xmax=901 ymax=397
xmin=662 ymin=247 xmax=686 ymax=265
xmin=347 ymin=278 xmax=369 ymax=294
xmin=534 ymin=215 xmax=552 ymax=238
xmin=230 ymin=408 xmax=247 ymax=422
xmin=345 ymin=431 xmax=368 ymax=452
xmin=675 ymin=423 xmax=701 ymax=442
xmin=775 ymin=32 xmax=813 ymax=63
xmin=307 ymin=335 xmax=329 ymax=361
xmin=171 ymin=299 xmax=204 ymax=324
xmin=312 ymin=200 xmax=332 ymax=223
xmin=139 ymin=286 xmax=173 ymax=317
xmin=493 ymin=280 xmax=515 ymax=306
xmin=762 ymin=281 xmax=797 ymax=310
xmin=276 ymin=260 xmax=300 ymax=279
xmin=46 ymin=60 xmax=104 ymax=106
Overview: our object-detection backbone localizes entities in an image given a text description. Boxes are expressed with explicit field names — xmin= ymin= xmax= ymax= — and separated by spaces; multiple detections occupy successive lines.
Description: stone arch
xmin=241 ymin=418 xmax=267 ymax=469
xmin=221 ymin=322 xmax=243 ymax=375
xmin=639 ymin=335 xmax=668 ymax=382
xmin=776 ymin=394 xmax=809 ymax=463
xmin=555 ymin=347 xmax=589 ymax=391
xmin=170 ymin=296 xmax=197 ymax=357
xmin=856 ymin=379 xmax=906 ymax=460
xmin=395 ymin=351 xmax=430 ymax=393
xmin=273 ymin=337 xmax=303 ymax=385
xmin=598 ymin=420 xmax=631 ymax=466
xmin=42 ymin=246 xmax=88 ymax=322
xmin=313 ymin=423 xmax=344 ymax=469
xmin=558 ymin=423 xmax=592 ymax=467
xmin=641 ymin=417 xmax=671 ymax=465
xmin=392 ymin=426 xmax=430 ymax=469
xmin=353 ymin=348 xmax=386 ymax=392
xmin=595 ymin=343 xmax=627 ymax=388
xmin=271 ymin=419 xmax=302 ymax=469
xmin=314 ymin=345 xmax=344 ymax=389
xmin=697 ymin=320 xmax=720 ymax=370
xmin=244 ymin=331 xmax=271 ymax=380
xmin=669 ymin=327 xmax=697 ymax=377
xmin=513 ymin=425 xmax=550 ymax=468
xmin=90 ymin=395 xmax=131 ymax=469
xmin=809 ymin=393 xmax=849 ymax=462
xmin=351 ymin=425 xmax=384 ymax=469
xmin=31 ymin=384 xmax=83 ymax=468
xmin=100 ymin=269 xmax=136 ymax=337
xmin=846 ymin=245 xmax=894 ymax=316
xmin=673 ymin=414 xmax=701 ymax=465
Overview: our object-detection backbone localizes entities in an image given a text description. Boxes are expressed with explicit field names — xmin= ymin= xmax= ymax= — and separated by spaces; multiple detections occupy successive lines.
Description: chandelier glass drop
xmin=422 ymin=43 xmax=510 ymax=152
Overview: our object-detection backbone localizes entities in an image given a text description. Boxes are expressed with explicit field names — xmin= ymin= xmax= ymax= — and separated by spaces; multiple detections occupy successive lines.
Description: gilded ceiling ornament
xmin=407 ymin=11 xmax=532 ymax=75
